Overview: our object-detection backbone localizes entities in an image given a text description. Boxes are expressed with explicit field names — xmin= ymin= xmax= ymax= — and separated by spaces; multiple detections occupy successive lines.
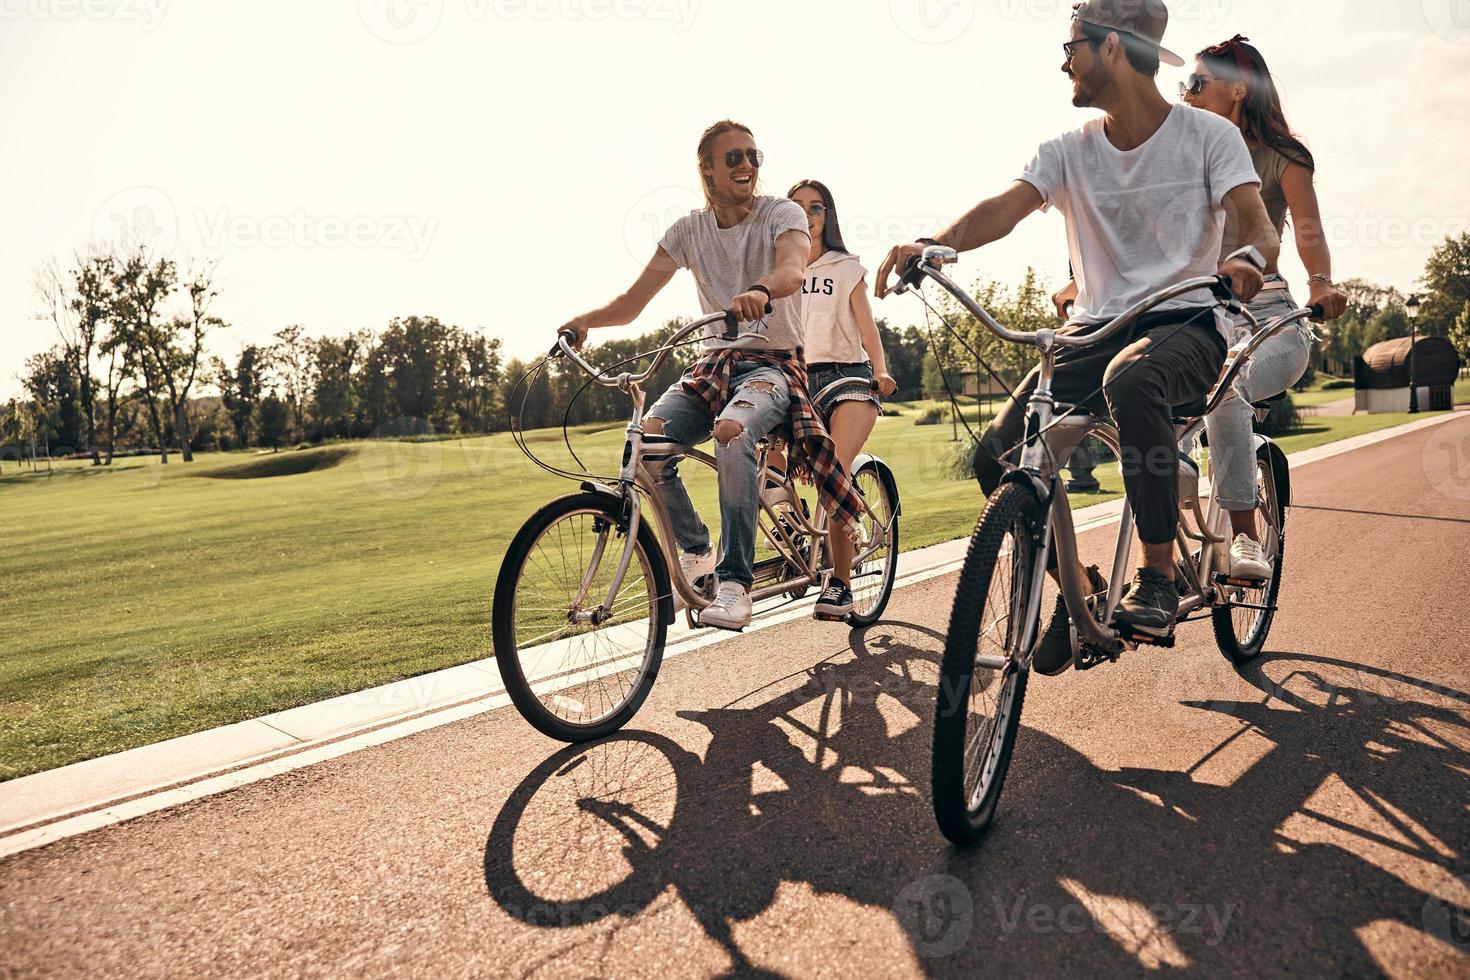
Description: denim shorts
xmin=807 ymin=362 xmax=879 ymax=422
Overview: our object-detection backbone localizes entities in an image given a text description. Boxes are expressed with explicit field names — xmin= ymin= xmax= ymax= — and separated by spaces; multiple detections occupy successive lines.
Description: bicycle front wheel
xmin=932 ymin=481 xmax=1041 ymax=846
xmin=1212 ymin=445 xmax=1287 ymax=665
xmin=493 ymin=492 xmax=673 ymax=742
xmin=846 ymin=460 xmax=900 ymax=627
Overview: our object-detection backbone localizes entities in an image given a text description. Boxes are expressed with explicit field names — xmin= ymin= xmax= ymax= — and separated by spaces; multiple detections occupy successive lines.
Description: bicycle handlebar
xmin=550 ymin=302 xmax=775 ymax=388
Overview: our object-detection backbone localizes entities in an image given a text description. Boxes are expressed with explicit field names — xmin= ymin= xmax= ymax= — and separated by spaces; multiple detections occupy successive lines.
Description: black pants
xmin=974 ymin=309 xmax=1226 ymax=545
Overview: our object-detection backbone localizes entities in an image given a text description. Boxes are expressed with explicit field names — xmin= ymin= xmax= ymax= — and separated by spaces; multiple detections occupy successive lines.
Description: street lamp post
xmin=1406 ymin=294 xmax=1421 ymax=414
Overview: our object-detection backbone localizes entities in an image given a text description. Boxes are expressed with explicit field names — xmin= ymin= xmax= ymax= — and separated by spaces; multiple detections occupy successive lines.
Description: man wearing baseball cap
xmin=877 ymin=0 xmax=1282 ymax=662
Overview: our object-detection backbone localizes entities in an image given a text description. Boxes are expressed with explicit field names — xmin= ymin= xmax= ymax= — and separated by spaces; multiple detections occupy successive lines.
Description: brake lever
xmin=1211 ymin=274 xmax=1244 ymax=316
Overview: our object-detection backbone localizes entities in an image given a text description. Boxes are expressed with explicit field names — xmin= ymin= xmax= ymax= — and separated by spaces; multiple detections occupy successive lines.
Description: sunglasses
xmin=724 ymin=148 xmax=764 ymax=169
xmin=800 ymin=202 xmax=827 ymax=217
xmin=1179 ymin=73 xmax=1217 ymax=98
xmin=1061 ymin=38 xmax=1089 ymax=65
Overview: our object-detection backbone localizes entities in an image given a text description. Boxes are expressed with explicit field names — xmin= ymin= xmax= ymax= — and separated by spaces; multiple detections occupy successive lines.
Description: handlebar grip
xmin=898 ymin=255 xmax=927 ymax=289
xmin=550 ymin=330 xmax=576 ymax=357
xmin=1308 ymin=304 xmax=1325 ymax=320
xmin=1210 ymin=274 xmax=1244 ymax=315
xmin=721 ymin=303 xmax=775 ymax=340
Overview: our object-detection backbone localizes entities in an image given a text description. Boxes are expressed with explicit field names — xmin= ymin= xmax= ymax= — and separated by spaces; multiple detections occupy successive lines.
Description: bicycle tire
xmin=846 ymin=460 xmax=900 ymax=627
xmin=932 ymin=481 xmax=1040 ymax=846
xmin=493 ymin=492 xmax=673 ymax=742
xmin=1212 ymin=445 xmax=1287 ymax=665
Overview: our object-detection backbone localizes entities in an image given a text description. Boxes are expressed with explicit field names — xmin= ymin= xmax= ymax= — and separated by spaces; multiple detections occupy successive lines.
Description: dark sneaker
xmin=813 ymin=579 xmax=854 ymax=620
xmin=1112 ymin=567 xmax=1180 ymax=640
xmin=1033 ymin=565 xmax=1109 ymax=676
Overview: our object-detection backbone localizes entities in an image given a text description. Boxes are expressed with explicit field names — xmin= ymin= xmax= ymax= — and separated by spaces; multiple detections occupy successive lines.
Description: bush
xmin=1321 ymin=377 xmax=1354 ymax=390
xmin=943 ymin=439 xmax=980 ymax=481
xmin=914 ymin=407 xmax=945 ymax=426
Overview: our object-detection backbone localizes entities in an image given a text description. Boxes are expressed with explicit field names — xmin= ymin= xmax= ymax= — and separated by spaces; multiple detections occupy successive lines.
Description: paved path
xmin=3 ymin=416 xmax=1469 ymax=978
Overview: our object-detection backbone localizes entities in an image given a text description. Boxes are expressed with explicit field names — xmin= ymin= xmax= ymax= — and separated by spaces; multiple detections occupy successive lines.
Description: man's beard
xmin=1071 ymin=61 xmax=1110 ymax=108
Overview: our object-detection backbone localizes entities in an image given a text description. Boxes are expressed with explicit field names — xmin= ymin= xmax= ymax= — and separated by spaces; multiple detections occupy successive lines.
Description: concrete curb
xmin=2 ymin=409 xmax=1463 ymax=858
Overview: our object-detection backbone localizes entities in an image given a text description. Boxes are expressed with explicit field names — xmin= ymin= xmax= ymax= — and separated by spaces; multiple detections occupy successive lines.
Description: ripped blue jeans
xmin=645 ymin=362 xmax=791 ymax=588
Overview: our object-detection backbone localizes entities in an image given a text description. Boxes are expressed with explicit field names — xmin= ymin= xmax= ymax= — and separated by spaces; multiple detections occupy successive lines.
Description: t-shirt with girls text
xmin=801 ymin=250 xmax=869 ymax=365
xmin=658 ymin=196 xmax=810 ymax=352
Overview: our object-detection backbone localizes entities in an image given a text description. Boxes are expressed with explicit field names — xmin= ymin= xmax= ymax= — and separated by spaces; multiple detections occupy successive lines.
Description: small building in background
xmin=1354 ymin=336 xmax=1462 ymax=413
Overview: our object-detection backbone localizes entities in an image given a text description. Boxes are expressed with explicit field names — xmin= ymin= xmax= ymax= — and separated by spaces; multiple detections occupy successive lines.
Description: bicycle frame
xmin=900 ymin=247 xmax=1320 ymax=660
xmin=549 ymin=319 xmax=897 ymax=617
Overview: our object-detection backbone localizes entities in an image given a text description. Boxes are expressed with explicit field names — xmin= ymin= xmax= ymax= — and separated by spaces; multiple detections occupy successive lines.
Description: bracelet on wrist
xmin=1308 ymin=274 xmax=1334 ymax=286
xmin=747 ymin=284 xmax=771 ymax=300
xmin=916 ymin=237 xmax=943 ymax=248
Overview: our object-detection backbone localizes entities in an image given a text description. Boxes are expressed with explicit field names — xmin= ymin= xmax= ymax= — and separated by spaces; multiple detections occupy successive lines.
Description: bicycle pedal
xmin=1115 ymin=624 xmax=1176 ymax=648
xmin=1213 ymin=573 xmax=1267 ymax=589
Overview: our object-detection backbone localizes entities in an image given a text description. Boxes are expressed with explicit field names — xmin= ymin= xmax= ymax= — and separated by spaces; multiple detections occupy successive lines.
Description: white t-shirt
xmin=658 ymin=196 xmax=811 ymax=352
xmin=1019 ymin=104 xmax=1259 ymax=338
xmin=801 ymin=251 xmax=869 ymax=364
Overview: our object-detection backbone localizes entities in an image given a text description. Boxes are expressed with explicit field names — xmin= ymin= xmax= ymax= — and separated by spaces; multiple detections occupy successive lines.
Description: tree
xmin=257 ymin=395 xmax=290 ymax=451
xmin=37 ymin=253 xmax=112 ymax=464
xmin=269 ymin=324 xmax=313 ymax=442
xmin=213 ymin=346 xmax=265 ymax=448
xmin=1448 ymin=303 xmax=1470 ymax=364
xmin=311 ymin=332 xmax=366 ymax=440
xmin=110 ymin=247 xmax=177 ymax=462
xmin=1420 ymin=232 xmax=1470 ymax=338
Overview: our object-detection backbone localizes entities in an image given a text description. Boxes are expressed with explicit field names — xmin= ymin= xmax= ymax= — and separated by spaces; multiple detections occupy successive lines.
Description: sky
xmin=4 ymin=0 xmax=1469 ymax=399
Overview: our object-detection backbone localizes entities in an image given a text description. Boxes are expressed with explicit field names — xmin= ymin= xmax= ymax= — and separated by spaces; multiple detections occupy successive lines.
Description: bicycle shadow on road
xmin=483 ymin=629 xmax=1470 ymax=977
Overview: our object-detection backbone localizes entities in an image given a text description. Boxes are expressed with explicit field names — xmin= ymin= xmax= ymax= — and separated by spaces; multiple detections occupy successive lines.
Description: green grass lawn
xmin=0 ymin=401 xmax=1455 ymax=779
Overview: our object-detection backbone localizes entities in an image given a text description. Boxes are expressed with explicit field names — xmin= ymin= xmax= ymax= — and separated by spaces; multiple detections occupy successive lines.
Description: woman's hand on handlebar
xmin=1306 ymin=280 xmax=1347 ymax=323
xmin=875 ymin=243 xmax=925 ymax=299
xmin=730 ymin=290 xmax=771 ymax=323
xmin=1217 ymin=257 xmax=1265 ymax=305
xmin=555 ymin=316 xmax=591 ymax=352
xmin=874 ymin=371 xmax=898 ymax=397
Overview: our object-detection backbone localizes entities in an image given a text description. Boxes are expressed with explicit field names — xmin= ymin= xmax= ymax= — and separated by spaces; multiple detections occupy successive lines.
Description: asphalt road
xmin=4 ymin=415 xmax=1470 ymax=978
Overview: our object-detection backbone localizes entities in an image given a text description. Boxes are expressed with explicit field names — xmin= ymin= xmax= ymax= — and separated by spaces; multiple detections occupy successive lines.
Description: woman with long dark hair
xmin=1183 ymin=36 xmax=1347 ymax=580
xmin=786 ymin=179 xmax=896 ymax=619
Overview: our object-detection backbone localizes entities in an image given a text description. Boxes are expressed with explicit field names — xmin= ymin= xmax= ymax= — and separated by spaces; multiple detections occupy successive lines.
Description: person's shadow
xmin=485 ymin=631 xmax=1470 ymax=976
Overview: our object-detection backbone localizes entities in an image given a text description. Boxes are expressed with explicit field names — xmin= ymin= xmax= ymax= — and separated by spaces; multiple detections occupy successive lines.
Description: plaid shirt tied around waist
xmin=682 ymin=348 xmax=864 ymax=542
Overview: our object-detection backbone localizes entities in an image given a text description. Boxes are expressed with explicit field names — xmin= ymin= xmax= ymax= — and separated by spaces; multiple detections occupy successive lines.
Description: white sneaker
xmin=699 ymin=581 xmax=752 ymax=631
xmin=1228 ymin=534 xmax=1272 ymax=581
xmin=673 ymin=549 xmax=716 ymax=611
xmin=679 ymin=548 xmax=716 ymax=586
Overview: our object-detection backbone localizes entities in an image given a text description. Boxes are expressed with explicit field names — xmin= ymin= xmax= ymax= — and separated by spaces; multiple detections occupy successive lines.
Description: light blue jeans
xmin=645 ymin=362 xmax=791 ymax=587
xmin=1205 ymin=278 xmax=1313 ymax=512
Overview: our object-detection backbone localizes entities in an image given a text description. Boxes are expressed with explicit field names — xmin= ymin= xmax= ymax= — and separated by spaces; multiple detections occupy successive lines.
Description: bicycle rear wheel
xmin=493 ymin=492 xmax=673 ymax=742
xmin=846 ymin=460 xmax=899 ymax=627
xmin=932 ymin=481 xmax=1041 ymax=846
xmin=1212 ymin=445 xmax=1287 ymax=664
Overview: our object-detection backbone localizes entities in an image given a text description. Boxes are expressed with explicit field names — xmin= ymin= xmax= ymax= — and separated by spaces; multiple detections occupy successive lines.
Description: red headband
xmin=1206 ymin=34 xmax=1255 ymax=83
